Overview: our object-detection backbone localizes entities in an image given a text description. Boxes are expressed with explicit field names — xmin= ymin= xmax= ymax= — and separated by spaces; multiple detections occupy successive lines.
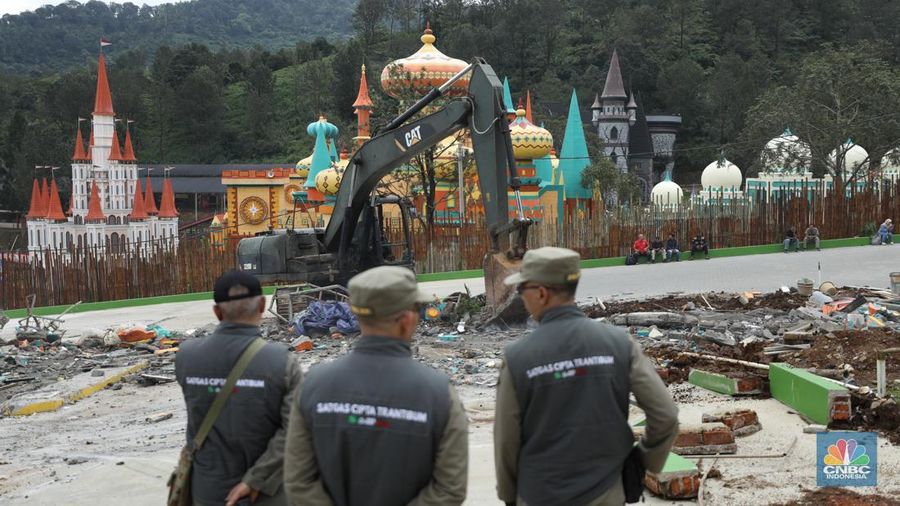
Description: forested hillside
xmin=0 ymin=0 xmax=355 ymax=74
xmin=1 ymin=0 xmax=899 ymax=212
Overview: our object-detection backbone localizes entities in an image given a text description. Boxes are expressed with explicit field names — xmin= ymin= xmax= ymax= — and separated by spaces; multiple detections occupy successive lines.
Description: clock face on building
xmin=239 ymin=196 xmax=268 ymax=225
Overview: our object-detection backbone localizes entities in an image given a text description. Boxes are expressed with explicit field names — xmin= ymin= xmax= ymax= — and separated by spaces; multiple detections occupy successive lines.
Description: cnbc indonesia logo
xmin=817 ymin=433 xmax=876 ymax=487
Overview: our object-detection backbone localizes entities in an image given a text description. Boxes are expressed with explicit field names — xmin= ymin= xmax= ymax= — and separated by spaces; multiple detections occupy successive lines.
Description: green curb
xmin=660 ymin=452 xmax=699 ymax=474
xmin=769 ymin=363 xmax=849 ymax=424
xmin=0 ymin=361 xmax=148 ymax=416
xmin=688 ymin=369 xmax=737 ymax=395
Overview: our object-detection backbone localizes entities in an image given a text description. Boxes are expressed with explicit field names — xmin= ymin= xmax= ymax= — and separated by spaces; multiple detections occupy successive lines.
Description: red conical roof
xmin=122 ymin=127 xmax=136 ymax=162
xmin=157 ymin=179 xmax=179 ymax=218
xmin=108 ymin=132 xmax=123 ymax=161
xmin=129 ymin=181 xmax=148 ymax=220
xmin=46 ymin=179 xmax=66 ymax=221
xmin=93 ymin=52 xmax=115 ymax=115
xmin=353 ymin=64 xmax=374 ymax=109
xmin=41 ymin=178 xmax=51 ymax=218
xmin=144 ymin=177 xmax=158 ymax=215
xmin=85 ymin=181 xmax=106 ymax=221
xmin=72 ymin=128 xmax=87 ymax=160
xmin=25 ymin=179 xmax=42 ymax=219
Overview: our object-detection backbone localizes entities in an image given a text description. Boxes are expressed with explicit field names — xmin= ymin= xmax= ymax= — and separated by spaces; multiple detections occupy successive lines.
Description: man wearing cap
xmin=494 ymin=247 xmax=679 ymax=506
xmin=176 ymin=270 xmax=301 ymax=506
xmin=284 ymin=266 xmax=468 ymax=505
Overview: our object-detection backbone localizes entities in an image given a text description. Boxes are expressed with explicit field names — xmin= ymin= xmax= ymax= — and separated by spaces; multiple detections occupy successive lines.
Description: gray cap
xmin=503 ymin=247 xmax=581 ymax=286
xmin=348 ymin=266 xmax=433 ymax=318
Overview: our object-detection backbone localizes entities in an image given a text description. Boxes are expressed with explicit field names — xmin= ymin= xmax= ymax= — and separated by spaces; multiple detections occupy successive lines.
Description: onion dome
xmin=761 ymin=128 xmax=811 ymax=174
xmin=509 ymin=102 xmax=553 ymax=161
xmin=315 ymin=166 xmax=343 ymax=196
xmin=433 ymin=136 xmax=473 ymax=180
xmin=701 ymin=156 xmax=742 ymax=190
xmin=829 ymin=139 xmax=869 ymax=175
xmin=881 ymin=148 xmax=900 ymax=178
xmin=307 ymin=115 xmax=339 ymax=139
xmin=650 ymin=171 xmax=683 ymax=205
xmin=380 ymin=23 xmax=470 ymax=99
xmin=295 ymin=154 xmax=312 ymax=177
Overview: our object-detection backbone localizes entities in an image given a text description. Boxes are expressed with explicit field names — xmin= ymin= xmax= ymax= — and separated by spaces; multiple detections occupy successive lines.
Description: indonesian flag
xmin=100 ymin=37 xmax=112 ymax=47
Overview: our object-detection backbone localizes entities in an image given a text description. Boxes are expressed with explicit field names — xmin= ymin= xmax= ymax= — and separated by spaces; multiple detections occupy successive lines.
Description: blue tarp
xmin=292 ymin=301 xmax=359 ymax=336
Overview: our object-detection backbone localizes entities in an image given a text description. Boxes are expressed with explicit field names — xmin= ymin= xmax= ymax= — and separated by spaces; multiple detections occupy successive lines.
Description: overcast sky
xmin=1 ymin=0 xmax=180 ymax=16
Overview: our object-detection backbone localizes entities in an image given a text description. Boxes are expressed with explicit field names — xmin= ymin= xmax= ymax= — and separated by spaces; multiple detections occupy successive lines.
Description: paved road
xmin=420 ymin=244 xmax=900 ymax=301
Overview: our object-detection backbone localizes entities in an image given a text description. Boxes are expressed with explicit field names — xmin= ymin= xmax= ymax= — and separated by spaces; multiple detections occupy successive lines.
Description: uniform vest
xmin=504 ymin=306 xmax=633 ymax=505
xmin=175 ymin=322 xmax=288 ymax=505
xmin=299 ymin=335 xmax=451 ymax=506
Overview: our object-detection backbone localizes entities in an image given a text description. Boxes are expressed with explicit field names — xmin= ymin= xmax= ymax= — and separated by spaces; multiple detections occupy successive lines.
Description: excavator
xmin=237 ymin=58 xmax=530 ymax=317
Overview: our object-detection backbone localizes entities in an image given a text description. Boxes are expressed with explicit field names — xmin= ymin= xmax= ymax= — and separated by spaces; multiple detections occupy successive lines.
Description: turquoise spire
xmin=502 ymin=77 xmax=515 ymax=115
xmin=557 ymin=89 xmax=592 ymax=199
xmin=328 ymin=139 xmax=338 ymax=161
xmin=305 ymin=129 xmax=332 ymax=189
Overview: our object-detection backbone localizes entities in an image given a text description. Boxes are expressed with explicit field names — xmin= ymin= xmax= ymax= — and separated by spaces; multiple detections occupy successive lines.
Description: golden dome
xmin=295 ymin=154 xmax=312 ymax=177
xmin=432 ymin=136 xmax=475 ymax=180
xmin=315 ymin=166 xmax=343 ymax=196
xmin=380 ymin=23 xmax=470 ymax=99
xmin=510 ymin=107 xmax=553 ymax=160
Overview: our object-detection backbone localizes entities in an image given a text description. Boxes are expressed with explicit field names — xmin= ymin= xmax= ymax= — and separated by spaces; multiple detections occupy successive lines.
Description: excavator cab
xmin=341 ymin=194 xmax=415 ymax=278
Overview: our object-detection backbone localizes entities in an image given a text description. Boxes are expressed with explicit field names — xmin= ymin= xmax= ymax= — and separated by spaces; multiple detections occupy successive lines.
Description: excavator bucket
xmin=483 ymin=252 xmax=529 ymax=324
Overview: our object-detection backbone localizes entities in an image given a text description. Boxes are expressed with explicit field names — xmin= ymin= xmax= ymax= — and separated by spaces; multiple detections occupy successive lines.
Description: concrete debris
xmin=146 ymin=412 xmax=174 ymax=423
xmin=701 ymin=409 xmax=762 ymax=436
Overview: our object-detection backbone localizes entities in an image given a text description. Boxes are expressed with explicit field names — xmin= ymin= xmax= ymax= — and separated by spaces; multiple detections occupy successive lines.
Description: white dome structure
xmin=829 ymin=139 xmax=869 ymax=175
xmin=761 ymin=128 xmax=811 ymax=174
xmin=650 ymin=172 xmax=683 ymax=205
xmin=880 ymin=148 xmax=900 ymax=179
xmin=701 ymin=157 xmax=743 ymax=190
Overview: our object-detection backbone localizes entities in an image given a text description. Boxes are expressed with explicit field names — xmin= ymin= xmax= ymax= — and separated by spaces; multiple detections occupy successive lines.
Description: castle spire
xmin=122 ymin=125 xmax=136 ymax=162
xmin=85 ymin=181 xmax=106 ymax=222
xmin=601 ymin=49 xmax=627 ymax=100
xmin=108 ymin=131 xmax=123 ymax=161
xmin=41 ymin=178 xmax=51 ymax=218
xmin=129 ymin=180 xmax=148 ymax=220
xmin=157 ymin=179 xmax=178 ymax=218
xmin=525 ymin=90 xmax=534 ymax=123
xmin=353 ymin=64 xmax=374 ymax=146
xmin=25 ymin=179 xmax=42 ymax=219
xmin=558 ymin=89 xmax=592 ymax=199
xmin=93 ymin=52 xmax=114 ymax=115
xmin=144 ymin=176 xmax=158 ymax=215
xmin=46 ymin=179 xmax=66 ymax=221
xmin=72 ymin=128 xmax=87 ymax=160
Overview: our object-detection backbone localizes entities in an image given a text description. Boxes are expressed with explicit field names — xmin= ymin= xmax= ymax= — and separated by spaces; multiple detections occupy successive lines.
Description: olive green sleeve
xmin=283 ymin=374 xmax=334 ymax=506
xmin=493 ymin=360 xmax=520 ymax=503
xmin=408 ymin=384 xmax=469 ymax=505
xmin=629 ymin=339 xmax=679 ymax=473
xmin=242 ymin=354 xmax=302 ymax=496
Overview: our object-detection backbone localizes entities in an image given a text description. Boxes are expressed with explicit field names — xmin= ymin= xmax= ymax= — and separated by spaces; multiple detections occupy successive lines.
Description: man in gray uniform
xmin=494 ymin=247 xmax=679 ymax=506
xmin=176 ymin=270 xmax=301 ymax=506
xmin=284 ymin=266 xmax=468 ymax=506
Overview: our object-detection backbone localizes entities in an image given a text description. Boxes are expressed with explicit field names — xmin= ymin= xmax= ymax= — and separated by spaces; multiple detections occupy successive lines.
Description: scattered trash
xmin=291 ymin=336 xmax=314 ymax=352
xmin=291 ymin=301 xmax=359 ymax=337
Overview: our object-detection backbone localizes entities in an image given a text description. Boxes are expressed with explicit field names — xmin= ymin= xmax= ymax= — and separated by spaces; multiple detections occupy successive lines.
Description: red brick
xmin=736 ymin=377 xmax=763 ymax=392
xmin=674 ymin=432 xmax=703 ymax=448
xmin=656 ymin=368 xmax=670 ymax=382
xmin=701 ymin=428 xmax=735 ymax=446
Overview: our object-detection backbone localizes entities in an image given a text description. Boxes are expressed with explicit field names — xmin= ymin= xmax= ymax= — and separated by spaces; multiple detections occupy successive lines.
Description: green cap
xmin=503 ymin=247 xmax=581 ymax=286
xmin=348 ymin=266 xmax=433 ymax=318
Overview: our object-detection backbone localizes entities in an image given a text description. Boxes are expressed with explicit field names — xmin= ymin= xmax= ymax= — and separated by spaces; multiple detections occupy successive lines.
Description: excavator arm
xmin=324 ymin=59 xmax=531 ymax=311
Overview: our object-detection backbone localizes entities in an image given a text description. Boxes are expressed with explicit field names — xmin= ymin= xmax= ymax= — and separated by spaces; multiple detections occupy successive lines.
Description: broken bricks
xmin=644 ymin=453 xmax=702 ymax=500
xmin=701 ymin=408 xmax=762 ymax=436
xmin=688 ymin=368 xmax=765 ymax=396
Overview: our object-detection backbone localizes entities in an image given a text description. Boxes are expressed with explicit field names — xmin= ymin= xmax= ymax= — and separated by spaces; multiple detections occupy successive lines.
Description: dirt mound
xmin=585 ymin=290 xmax=809 ymax=318
xmin=788 ymin=329 xmax=900 ymax=385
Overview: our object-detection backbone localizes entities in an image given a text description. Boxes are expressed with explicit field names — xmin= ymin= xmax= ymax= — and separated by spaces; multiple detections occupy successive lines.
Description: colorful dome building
xmin=380 ymin=23 xmax=470 ymax=99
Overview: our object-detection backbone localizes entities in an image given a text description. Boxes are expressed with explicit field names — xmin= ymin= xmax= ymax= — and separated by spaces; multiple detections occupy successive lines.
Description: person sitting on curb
xmin=650 ymin=236 xmax=665 ymax=263
xmin=878 ymin=219 xmax=894 ymax=245
xmin=803 ymin=224 xmax=821 ymax=251
xmin=783 ymin=227 xmax=799 ymax=252
xmin=665 ymin=234 xmax=680 ymax=262
xmin=690 ymin=235 xmax=709 ymax=260
xmin=632 ymin=234 xmax=650 ymax=264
